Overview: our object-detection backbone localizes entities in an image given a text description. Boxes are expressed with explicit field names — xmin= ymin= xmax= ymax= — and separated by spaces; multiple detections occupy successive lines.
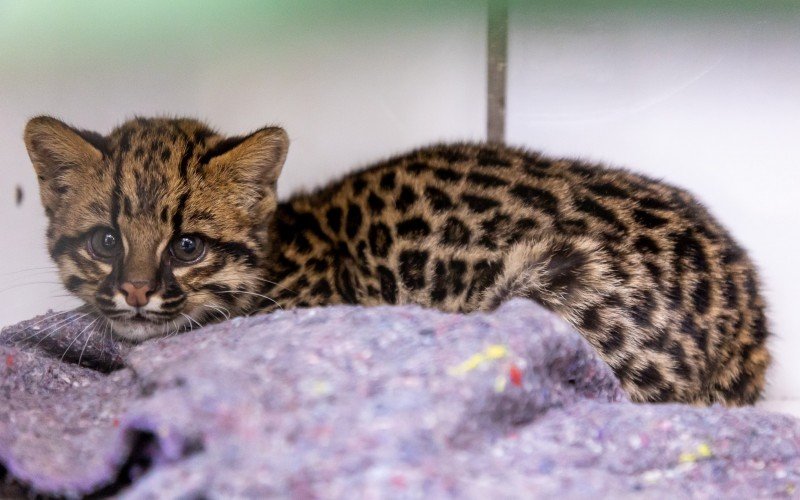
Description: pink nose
xmin=119 ymin=281 xmax=154 ymax=307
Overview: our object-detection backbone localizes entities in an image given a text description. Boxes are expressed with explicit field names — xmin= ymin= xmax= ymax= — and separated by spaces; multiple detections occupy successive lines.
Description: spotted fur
xmin=25 ymin=116 xmax=770 ymax=405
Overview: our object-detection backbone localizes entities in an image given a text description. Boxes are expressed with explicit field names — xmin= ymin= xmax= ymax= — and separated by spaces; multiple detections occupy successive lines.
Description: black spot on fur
xmin=575 ymin=197 xmax=626 ymax=234
xmin=638 ymin=197 xmax=672 ymax=210
xmin=477 ymin=150 xmax=511 ymax=168
xmin=752 ymin=310 xmax=768 ymax=343
xmin=206 ymin=238 xmax=258 ymax=267
xmin=461 ymin=194 xmax=500 ymax=213
xmin=405 ymin=161 xmax=428 ymax=174
xmin=377 ymin=265 xmax=398 ymax=304
xmin=336 ymin=242 xmax=352 ymax=259
xmin=65 ymin=275 xmax=85 ymax=293
xmin=276 ymin=256 xmax=301 ymax=276
xmin=429 ymin=259 xmax=468 ymax=303
xmin=723 ymin=277 xmax=738 ymax=308
xmin=430 ymin=260 xmax=448 ymax=303
xmin=635 ymin=363 xmax=664 ymax=388
xmin=466 ymin=259 xmax=504 ymax=302
xmin=449 ymin=260 xmax=468 ymax=295
xmin=335 ymin=267 xmax=358 ymax=303
xmin=634 ymin=235 xmax=660 ymax=254
xmin=510 ymin=184 xmax=558 ymax=216
xmin=667 ymin=342 xmax=692 ymax=375
xmin=598 ymin=324 xmax=625 ymax=353
xmin=367 ymin=192 xmax=385 ymax=215
xmin=310 ymin=279 xmax=332 ymax=299
xmin=160 ymin=148 xmax=172 ymax=162
xmin=424 ymin=186 xmax=453 ymax=212
xmin=352 ymin=178 xmax=367 ymax=196
xmin=170 ymin=191 xmax=190 ymax=238
xmin=631 ymin=290 xmax=656 ymax=328
xmin=522 ymin=165 xmax=552 ymax=180
xmin=399 ymin=250 xmax=428 ymax=290
xmin=434 ymin=168 xmax=464 ymax=182
xmin=326 ymin=207 xmax=343 ymax=234
xmin=579 ymin=306 xmax=601 ymax=331
xmin=673 ymin=230 xmax=708 ymax=273
xmin=645 ymin=262 xmax=663 ymax=283
xmin=345 ymin=204 xmax=363 ymax=238
xmin=379 ymin=171 xmax=396 ymax=191
xmin=744 ymin=271 xmax=758 ymax=309
xmin=440 ymin=217 xmax=471 ymax=246
xmin=680 ymin=314 xmax=707 ymax=352
xmin=356 ymin=241 xmax=371 ymax=275
xmin=368 ymin=222 xmax=393 ymax=258
xmin=569 ymin=163 xmax=597 ymax=178
xmin=693 ymin=278 xmax=711 ymax=314
xmin=722 ymin=245 xmax=744 ymax=265
xmin=588 ymin=182 xmax=629 ymax=198
xmin=50 ymin=234 xmax=83 ymax=259
xmin=122 ymin=195 xmax=133 ymax=217
xmin=633 ymin=209 xmax=669 ymax=229
xmin=307 ymin=258 xmax=329 ymax=272
xmin=478 ymin=214 xmax=511 ymax=250
xmin=436 ymin=150 xmax=469 ymax=163
xmin=396 ymin=217 xmax=431 ymax=239
xmin=511 ymin=218 xmax=538 ymax=237
xmin=293 ymin=233 xmax=312 ymax=254
xmin=396 ymin=185 xmax=418 ymax=211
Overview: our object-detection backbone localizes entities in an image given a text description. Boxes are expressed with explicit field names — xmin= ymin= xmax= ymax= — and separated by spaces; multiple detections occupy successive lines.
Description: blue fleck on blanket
xmin=0 ymin=299 xmax=798 ymax=498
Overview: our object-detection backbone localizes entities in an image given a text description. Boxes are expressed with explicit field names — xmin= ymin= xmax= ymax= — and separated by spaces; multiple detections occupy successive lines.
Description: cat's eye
xmin=170 ymin=235 xmax=206 ymax=264
xmin=88 ymin=227 xmax=121 ymax=260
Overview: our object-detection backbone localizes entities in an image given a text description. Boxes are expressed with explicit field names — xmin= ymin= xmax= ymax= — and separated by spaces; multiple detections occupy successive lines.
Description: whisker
xmin=27 ymin=309 xmax=76 ymax=329
xmin=180 ymin=313 xmax=198 ymax=332
xmin=0 ymin=266 xmax=59 ymax=277
xmin=20 ymin=311 xmax=90 ymax=344
xmin=77 ymin=318 xmax=107 ymax=367
xmin=0 ymin=281 xmax=66 ymax=294
xmin=251 ymin=276 xmax=297 ymax=295
xmin=167 ymin=319 xmax=181 ymax=339
xmin=200 ymin=303 xmax=231 ymax=321
xmin=215 ymin=290 xmax=283 ymax=310
xmin=60 ymin=317 xmax=100 ymax=363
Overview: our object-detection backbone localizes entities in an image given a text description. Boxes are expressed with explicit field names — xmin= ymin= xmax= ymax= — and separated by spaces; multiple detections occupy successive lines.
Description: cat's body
xmin=24 ymin=117 xmax=769 ymax=405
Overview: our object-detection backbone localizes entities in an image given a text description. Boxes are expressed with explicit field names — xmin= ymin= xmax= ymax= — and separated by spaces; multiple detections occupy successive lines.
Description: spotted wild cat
xmin=23 ymin=116 xmax=770 ymax=405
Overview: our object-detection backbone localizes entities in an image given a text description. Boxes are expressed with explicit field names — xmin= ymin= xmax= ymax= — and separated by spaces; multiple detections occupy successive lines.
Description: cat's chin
xmin=109 ymin=316 xmax=189 ymax=342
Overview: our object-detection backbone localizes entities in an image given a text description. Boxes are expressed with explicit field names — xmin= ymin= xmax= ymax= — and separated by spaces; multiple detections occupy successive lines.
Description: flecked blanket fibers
xmin=1 ymin=299 xmax=798 ymax=498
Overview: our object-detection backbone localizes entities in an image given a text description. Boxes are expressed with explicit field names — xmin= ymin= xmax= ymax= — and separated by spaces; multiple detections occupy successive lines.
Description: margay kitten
xmin=24 ymin=116 xmax=770 ymax=405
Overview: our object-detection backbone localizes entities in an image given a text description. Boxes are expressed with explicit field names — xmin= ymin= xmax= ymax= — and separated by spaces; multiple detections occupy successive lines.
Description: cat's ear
xmin=24 ymin=116 xmax=105 ymax=181
xmin=204 ymin=126 xmax=289 ymax=187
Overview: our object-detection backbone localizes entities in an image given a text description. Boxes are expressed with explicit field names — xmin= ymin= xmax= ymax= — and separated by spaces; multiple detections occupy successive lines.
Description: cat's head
xmin=24 ymin=116 xmax=288 ymax=341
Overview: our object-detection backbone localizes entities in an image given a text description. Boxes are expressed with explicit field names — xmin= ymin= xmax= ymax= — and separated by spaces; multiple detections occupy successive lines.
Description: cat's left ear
xmin=203 ymin=126 xmax=289 ymax=187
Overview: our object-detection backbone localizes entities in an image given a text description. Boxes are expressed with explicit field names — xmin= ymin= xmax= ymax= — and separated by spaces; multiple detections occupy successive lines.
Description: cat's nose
xmin=119 ymin=280 xmax=154 ymax=307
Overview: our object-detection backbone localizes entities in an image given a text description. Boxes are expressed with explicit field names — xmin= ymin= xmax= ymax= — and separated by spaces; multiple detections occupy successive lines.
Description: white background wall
xmin=1 ymin=1 xmax=798 ymax=402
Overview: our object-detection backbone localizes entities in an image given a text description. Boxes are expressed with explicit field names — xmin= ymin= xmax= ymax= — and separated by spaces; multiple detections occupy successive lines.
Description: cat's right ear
xmin=24 ymin=116 xmax=106 ymax=214
xmin=24 ymin=116 xmax=105 ymax=182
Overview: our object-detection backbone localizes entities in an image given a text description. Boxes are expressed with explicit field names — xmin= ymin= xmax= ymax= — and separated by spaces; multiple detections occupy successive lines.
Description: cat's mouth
xmin=107 ymin=310 xmax=191 ymax=342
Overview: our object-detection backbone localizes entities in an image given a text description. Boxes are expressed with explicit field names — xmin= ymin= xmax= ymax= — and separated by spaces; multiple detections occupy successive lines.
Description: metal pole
xmin=487 ymin=0 xmax=508 ymax=144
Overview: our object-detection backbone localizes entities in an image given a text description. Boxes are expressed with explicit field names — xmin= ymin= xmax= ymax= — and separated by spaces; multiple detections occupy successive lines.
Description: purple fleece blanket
xmin=0 ymin=299 xmax=798 ymax=498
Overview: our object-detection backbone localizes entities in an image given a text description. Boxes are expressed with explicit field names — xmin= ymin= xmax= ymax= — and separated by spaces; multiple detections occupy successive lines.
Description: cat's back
xmin=292 ymin=141 xmax=719 ymax=246
xmin=282 ymin=142 xmax=768 ymax=404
